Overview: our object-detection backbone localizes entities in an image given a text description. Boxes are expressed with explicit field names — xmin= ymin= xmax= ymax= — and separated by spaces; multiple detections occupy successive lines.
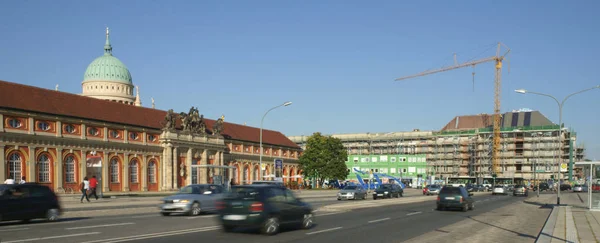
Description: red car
xmin=592 ymin=184 xmax=600 ymax=192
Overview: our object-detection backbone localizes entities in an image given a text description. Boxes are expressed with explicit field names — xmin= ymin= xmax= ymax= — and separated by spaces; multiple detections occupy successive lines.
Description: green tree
xmin=299 ymin=132 xmax=348 ymax=187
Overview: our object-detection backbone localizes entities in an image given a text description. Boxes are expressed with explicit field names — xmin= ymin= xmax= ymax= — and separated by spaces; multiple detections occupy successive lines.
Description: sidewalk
xmin=536 ymin=192 xmax=600 ymax=243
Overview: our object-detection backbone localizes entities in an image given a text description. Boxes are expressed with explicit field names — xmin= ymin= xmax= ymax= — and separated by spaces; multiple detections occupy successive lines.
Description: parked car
xmin=436 ymin=186 xmax=475 ymax=212
xmin=492 ymin=185 xmax=507 ymax=195
xmin=513 ymin=185 xmax=529 ymax=196
xmin=572 ymin=184 xmax=588 ymax=192
xmin=217 ymin=184 xmax=314 ymax=235
xmin=560 ymin=184 xmax=572 ymax=191
xmin=160 ymin=184 xmax=225 ymax=216
xmin=373 ymin=183 xmax=403 ymax=200
xmin=425 ymin=184 xmax=441 ymax=196
xmin=0 ymin=183 xmax=61 ymax=222
xmin=337 ymin=185 xmax=367 ymax=200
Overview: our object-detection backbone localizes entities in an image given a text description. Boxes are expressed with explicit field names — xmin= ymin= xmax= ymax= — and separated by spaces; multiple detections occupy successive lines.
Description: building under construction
xmin=288 ymin=109 xmax=586 ymax=181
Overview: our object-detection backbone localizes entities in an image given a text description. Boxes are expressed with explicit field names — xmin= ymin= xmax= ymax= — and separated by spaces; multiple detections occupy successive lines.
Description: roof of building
xmin=441 ymin=111 xmax=554 ymax=131
xmin=83 ymin=28 xmax=132 ymax=84
xmin=0 ymin=80 xmax=299 ymax=149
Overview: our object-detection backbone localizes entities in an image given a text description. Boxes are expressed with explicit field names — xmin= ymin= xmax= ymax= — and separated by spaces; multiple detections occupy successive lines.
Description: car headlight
xmin=384 ymin=191 xmax=388 ymax=194
xmin=174 ymin=199 xmax=190 ymax=203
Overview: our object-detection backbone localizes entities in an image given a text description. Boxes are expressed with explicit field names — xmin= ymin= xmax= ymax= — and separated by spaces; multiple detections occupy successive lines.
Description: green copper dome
xmin=83 ymin=28 xmax=132 ymax=84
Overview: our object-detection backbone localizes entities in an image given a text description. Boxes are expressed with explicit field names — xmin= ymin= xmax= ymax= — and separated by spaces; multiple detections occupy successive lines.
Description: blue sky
xmin=1 ymin=1 xmax=599 ymax=158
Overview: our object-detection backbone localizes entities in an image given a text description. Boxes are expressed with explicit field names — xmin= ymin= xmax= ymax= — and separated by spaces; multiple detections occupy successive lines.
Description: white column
xmin=0 ymin=114 xmax=4 ymax=132
xmin=28 ymin=146 xmax=35 ymax=182
xmin=81 ymin=150 xmax=88 ymax=180
xmin=172 ymin=147 xmax=178 ymax=189
xmin=142 ymin=155 xmax=148 ymax=191
xmin=186 ymin=148 xmax=193 ymax=185
xmin=28 ymin=118 xmax=34 ymax=135
xmin=123 ymin=153 xmax=129 ymax=191
xmin=200 ymin=150 xmax=208 ymax=184
xmin=161 ymin=147 xmax=167 ymax=191
xmin=124 ymin=129 xmax=129 ymax=143
xmin=56 ymin=121 xmax=62 ymax=137
xmin=0 ymin=143 xmax=5 ymax=182
xmin=102 ymin=152 xmax=109 ymax=192
xmin=81 ymin=124 xmax=87 ymax=140
xmin=103 ymin=127 xmax=108 ymax=141
xmin=55 ymin=147 xmax=63 ymax=191
xmin=165 ymin=144 xmax=173 ymax=190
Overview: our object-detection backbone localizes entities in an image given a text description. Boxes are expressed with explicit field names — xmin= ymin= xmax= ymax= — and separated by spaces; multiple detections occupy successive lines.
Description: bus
xmin=446 ymin=176 xmax=477 ymax=187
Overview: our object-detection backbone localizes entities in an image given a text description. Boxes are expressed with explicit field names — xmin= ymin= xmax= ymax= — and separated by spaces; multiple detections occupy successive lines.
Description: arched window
xmin=64 ymin=155 xmax=76 ymax=183
xmin=8 ymin=153 xmax=22 ymax=183
xmin=110 ymin=158 xmax=119 ymax=183
xmin=147 ymin=161 xmax=156 ymax=183
xmin=233 ymin=165 xmax=239 ymax=184
xmin=243 ymin=166 xmax=249 ymax=184
xmin=38 ymin=154 xmax=50 ymax=183
xmin=129 ymin=159 xmax=138 ymax=183
xmin=253 ymin=166 xmax=258 ymax=181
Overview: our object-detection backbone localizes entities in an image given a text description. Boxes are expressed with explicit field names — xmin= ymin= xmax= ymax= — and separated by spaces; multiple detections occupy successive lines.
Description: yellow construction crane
xmin=395 ymin=42 xmax=510 ymax=175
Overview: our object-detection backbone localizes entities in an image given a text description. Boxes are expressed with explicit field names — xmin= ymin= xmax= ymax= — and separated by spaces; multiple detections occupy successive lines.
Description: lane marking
xmin=81 ymin=226 xmax=220 ymax=243
xmin=0 ymin=227 xmax=29 ymax=232
xmin=131 ymin=215 xmax=158 ymax=219
xmin=316 ymin=212 xmax=343 ymax=217
xmin=186 ymin=215 xmax=217 ymax=219
xmin=4 ymin=232 xmax=101 ymax=243
xmin=306 ymin=226 xmax=343 ymax=235
xmin=368 ymin=217 xmax=390 ymax=224
xmin=66 ymin=222 xmax=135 ymax=230
xmin=407 ymin=211 xmax=422 ymax=216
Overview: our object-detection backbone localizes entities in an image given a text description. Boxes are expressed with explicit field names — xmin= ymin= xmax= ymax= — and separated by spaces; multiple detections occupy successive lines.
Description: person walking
xmin=88 ymin=176 xmax=99 ymax=200
xmin=80 ymin=177 xmax=91 ymax=203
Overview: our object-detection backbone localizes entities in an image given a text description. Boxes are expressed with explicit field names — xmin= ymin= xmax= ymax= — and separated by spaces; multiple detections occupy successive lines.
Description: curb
xmin=535 ymin=206 xmax=558 ymax=243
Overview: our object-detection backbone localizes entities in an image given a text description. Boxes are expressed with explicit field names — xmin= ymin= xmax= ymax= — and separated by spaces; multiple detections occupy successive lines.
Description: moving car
xmin=492 ymin=185 xmax=507 ymax=195
xmin=436 ymin=186 xmax=475 ymax=212
xmin=0 ymin=183 xmax=61 ymax=222
xmin=217 ymin=184 xmax=314 ymax=235
xmin=337 ymin=185 xmax=367 ymax=200
xmin=160 ymin=184 xmax=225 ymax=216
xmin=424 ymin=184 xmax=441 ymax=196
xmin=513 ymin=185 xmax=529 ymax=196
xmin=533 ymin=182 xmax=550 ymax=192
xmin=252 ymin=181 xmax=285 ymax=187
xmin=373 ymin=183 xmax=403 ymax=200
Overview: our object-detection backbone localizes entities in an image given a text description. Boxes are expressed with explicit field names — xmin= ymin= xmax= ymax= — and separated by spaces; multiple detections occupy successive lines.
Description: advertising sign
xmin=275 ymin=159 xmax=283 ymax=181
xmin=560 ymin=163 xmax=568 ymax=172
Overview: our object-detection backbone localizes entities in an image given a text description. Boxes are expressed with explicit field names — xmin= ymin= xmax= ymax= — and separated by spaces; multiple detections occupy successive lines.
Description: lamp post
xmin=515 ymin=85 xmax=599 ymax=205
xmin=259 ymin=101 xmax=292 ymax=181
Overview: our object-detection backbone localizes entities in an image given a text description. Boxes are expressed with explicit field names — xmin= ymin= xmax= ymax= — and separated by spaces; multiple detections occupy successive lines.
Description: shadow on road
xmin=523 ymin=200 xmax=554 ymax=209
xmin=466 ymin=216 xmax=538 ymax=240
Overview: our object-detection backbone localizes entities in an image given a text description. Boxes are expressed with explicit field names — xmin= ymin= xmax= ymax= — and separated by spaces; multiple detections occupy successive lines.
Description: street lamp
xmin=260 ymin=101 xmax=292 ymax=180
xmin=515 ymin=85 xmax=599 ymax=205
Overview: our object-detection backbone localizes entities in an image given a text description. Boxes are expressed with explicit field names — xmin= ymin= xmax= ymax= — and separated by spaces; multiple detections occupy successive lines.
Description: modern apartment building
xmin=289 ymin=110 xmax=586 ymax=182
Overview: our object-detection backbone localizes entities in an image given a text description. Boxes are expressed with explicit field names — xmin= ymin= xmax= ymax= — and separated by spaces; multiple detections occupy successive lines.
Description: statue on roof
xmin=212 ymin=115 xmax=225 ymax=135
xmin=181 ymin=106 xmax=207 ymax=135
xmin=162 ymin=109 xmax=176 ymax=130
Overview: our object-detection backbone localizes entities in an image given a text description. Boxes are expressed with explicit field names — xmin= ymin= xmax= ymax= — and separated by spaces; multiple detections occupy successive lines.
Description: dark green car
xmin=436 ymin=186 xmax=475 ymax=212
xmin=217 ymin=185 xmax=314 ymax=235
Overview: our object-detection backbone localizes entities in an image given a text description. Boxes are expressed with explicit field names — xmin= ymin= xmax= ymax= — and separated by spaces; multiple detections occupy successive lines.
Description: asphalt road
xmin=0 ymin=192 xmax=527 ymax=243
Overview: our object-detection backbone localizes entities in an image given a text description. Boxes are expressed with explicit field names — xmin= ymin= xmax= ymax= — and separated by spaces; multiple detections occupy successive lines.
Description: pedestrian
xmin=80 ymin=177 xmax=91 ymax=203
xmin=89 ymin=175 xmax=99 ymax=200
xmin=19 ymin=176 xmax=26 ymax=184
xmin=4 ymin=175 xmax=15 ymax=184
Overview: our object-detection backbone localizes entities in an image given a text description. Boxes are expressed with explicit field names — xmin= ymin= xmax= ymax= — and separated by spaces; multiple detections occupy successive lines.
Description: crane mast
xmin=395 ymin=43 xmax=510 ymax=176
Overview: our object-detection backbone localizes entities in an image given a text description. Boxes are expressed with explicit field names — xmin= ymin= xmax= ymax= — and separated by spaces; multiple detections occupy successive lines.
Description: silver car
xmin=492 ymin=185 xmax=507 ymax=195
xmin=426 ymin=185 xmax=441 ymax=195
xmin=337 ymin=185 xmax=367 ymax=200
xmin=573 ymin=184 xmax=588 ymax=192
xmin=160 ymin=184 xmax=225 ymax=216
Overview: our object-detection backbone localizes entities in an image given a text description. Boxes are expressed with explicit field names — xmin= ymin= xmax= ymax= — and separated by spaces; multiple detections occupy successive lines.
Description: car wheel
xmin=470 ymin=203 xmax=475 ymax=210
xmin=462 ymin=204 xmax=468 ymax=212
xmin=161 ymin=212 xmax=171 ymax=216
xmin=400 ymin=192 xmax=403 ymax=197
xmin=302 ymin=213 xmax=314 ymax=229
xmin=189 ymin=202 xmax=201 ymax=216
xmin=373 ymin=196 xmax=377 ymax=200
xmin=337 ymin=198 xmax=341 ymax=201
xmin=46 ymin=208 xmax=60 ymax=221
xmin=363 ymin=193 xmax=367 ymax=200
xmin=353 ymin=194 xmax=357 ymax=200
xmin=262 ymin=216 xmax=280 ymax=235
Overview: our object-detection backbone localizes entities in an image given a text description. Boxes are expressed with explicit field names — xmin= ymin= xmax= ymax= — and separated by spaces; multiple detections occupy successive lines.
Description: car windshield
xmin=177 ymin=185 xmax=207 ymax=194
xmin=494 ymin=185 xmax=504 ymax=188
xmin=430 ymin=185 xmax=440 ymax=189
xmin=440 ymin=187 xmax=461 ymax=195
xmin=227 ymin=187 xmax=261 ymax=200
xmin=344 ymin=186 xmax=357 ymax=190
xmin=380 ymin=184 xmax=392 ymax=189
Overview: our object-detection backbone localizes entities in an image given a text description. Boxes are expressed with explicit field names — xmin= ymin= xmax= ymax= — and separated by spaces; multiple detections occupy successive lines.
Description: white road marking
xmin=186 ymin=215 xmax=217 ymax=219
xmin=407 ymin=211 xmax=422 ymax=216
xmin=0 ymin=227 xmax=29 ymax=232
xmin=131 ymin=215 xmax=158 ymax=219
xmin=81 ymin=226 xmax=220 ymax=243
xmin=3 ymin=232 xmax=101 ymax=243
xmin=368 ymin=217 xmax=390 ymax=223
xmin=316 ymin=212 xmax=344 ymax=217
xmin=306 ymin=226 xmax=343 ymax=235
xmin=66 ymin=222 xmax=135 ymax=230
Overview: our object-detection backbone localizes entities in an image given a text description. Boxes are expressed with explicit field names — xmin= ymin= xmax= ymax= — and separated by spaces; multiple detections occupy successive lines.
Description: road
xmin=0 ymin=191 xmax=528 ymax=243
